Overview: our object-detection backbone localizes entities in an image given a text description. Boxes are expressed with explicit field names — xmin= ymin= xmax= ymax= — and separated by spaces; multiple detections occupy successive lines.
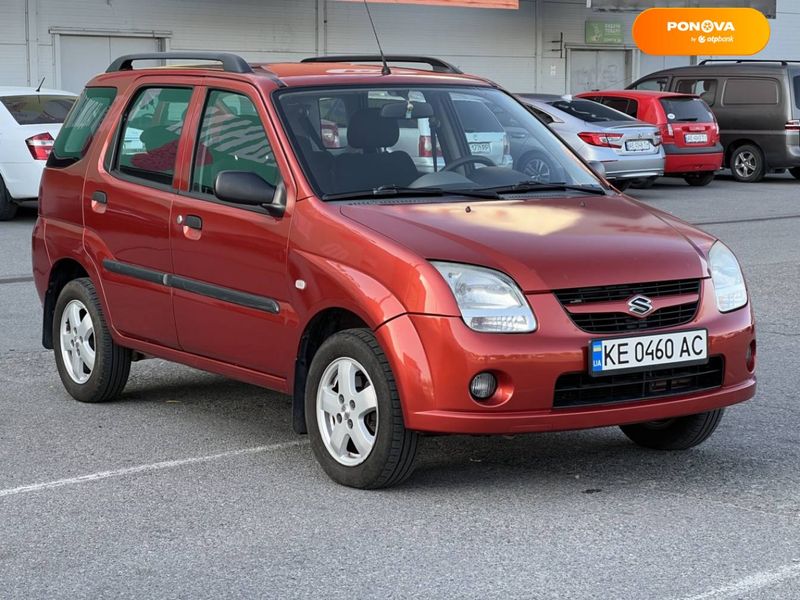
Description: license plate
xmin=470 ymin=142 xmax=492 ymax=154
xmin=589 ymin=329 xmax=707 ymax=376
xmin=685 ymin=133 xmax=708 ymax=143
xmin=625 ymin=140 xmax=652 ymax=152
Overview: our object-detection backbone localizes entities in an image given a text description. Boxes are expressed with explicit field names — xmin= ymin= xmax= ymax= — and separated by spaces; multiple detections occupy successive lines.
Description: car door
xmin=169 ymin=82 xmax=295 ymax=378
xmin=84 ymin=79 xmax=197 ymax=348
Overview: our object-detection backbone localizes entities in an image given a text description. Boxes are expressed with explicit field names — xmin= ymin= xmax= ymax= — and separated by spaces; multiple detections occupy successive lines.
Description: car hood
xmin=340 ymin=194 xmax=709 ymax=292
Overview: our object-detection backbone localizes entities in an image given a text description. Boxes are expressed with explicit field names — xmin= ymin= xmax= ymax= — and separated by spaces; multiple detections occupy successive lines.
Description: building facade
xmin=1 ymin=0 xmax=797 ymax=94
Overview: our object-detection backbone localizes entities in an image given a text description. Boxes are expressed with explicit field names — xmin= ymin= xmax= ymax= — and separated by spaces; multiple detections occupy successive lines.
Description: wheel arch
xmin=725 ymin=139 xmax=763 ymax=168
xmin=292 ymin=307 xmax=370 ymax=434
xmin=41 ymin=258 xmax=90 ymax=349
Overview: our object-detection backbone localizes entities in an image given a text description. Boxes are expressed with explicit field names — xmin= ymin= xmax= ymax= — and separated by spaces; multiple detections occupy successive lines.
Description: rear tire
xmin=517 ymin=151 xmax=559 ymax=183
xmin=789 ymin=167 xmax=800 ymax=180
xmin=730 ymin=144 xmax=765 ymax=183
xmin=631 ymin=176 xmax=657 ymax=189
xmin=0 ymin=176 xmax=19 ymax=221
xmin=305 ymin=328 xmax=418 ymax=489
xmin=612 ymin=179 xmax=632 ymax=192
xmin=53 ymin=278 xmax=131 ymax=403
xmin=620 ymin=409 xmax=725 ymax=450
xmin=684 ymin=171 xmax=715 ymax=187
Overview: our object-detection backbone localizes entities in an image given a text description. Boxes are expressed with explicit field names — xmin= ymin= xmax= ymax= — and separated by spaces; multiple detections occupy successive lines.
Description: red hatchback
xmin=577 ymin=90 xmax=723 ymax=187
xmin=33 ymin=53 xmax=755 ymax=488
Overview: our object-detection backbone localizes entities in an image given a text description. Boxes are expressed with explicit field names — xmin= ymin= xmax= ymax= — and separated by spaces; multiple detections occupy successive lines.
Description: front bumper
xmin=376 ymin=279 xmax=755 ymax=435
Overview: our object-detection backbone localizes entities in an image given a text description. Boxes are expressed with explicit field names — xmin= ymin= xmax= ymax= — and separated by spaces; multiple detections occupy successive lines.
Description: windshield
xmin=274 ymin=85 xmax=602 ymax=199
xmin=548 ymin=99 xmax=635 ymax=123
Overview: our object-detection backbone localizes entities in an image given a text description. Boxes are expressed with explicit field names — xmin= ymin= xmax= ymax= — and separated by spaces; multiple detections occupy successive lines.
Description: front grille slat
xmin=554 ymin=278 xmax=701 ymax=334
xmin=553 ymin=357 xmax=724 ymax=408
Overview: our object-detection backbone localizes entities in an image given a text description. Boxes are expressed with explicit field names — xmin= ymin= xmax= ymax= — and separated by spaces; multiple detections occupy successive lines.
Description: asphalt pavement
xmin=1 ymin=173 xmax=798 ymax=599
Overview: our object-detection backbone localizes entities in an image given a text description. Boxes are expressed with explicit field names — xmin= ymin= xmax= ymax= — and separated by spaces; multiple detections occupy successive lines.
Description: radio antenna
xmin=363 ymin=0 xmax=391 ymax=75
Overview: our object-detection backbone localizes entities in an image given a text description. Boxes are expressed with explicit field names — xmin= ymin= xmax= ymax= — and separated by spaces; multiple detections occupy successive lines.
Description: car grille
xmin=553 ymin=357 xmax=724 ymax=409
xmin=554 ymin=279 xmax=701 ymax=334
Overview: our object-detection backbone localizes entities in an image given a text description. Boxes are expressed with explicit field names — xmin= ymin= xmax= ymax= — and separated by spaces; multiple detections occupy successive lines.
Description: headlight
xmin=709 ymin=242 xmax=747 ymax=312
xmin=431 ymin=261 xmax=536 ymax=333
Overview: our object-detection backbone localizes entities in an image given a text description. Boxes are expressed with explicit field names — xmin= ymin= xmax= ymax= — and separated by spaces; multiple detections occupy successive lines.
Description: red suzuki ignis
xmin=32 ymin=53 xmax=756 ymax=488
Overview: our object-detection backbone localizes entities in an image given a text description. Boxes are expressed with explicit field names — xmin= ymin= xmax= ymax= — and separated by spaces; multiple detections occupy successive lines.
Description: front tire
xmin=620 ymin=409 xmax=725 ymax=450
xmin=684 ymin=171 xmax=715 ymax=187
xmin=0 ymin=176 xmax=18 ymax=221
xmin=730 ymin=145 xmax=765 ymax=182
xmin=612 ymin=179 xmax=632 ymax=192
xmin=305 ymin=328 xmax=418 ymax=489
xmin=53 ymin=278 xmax=131 ymax=403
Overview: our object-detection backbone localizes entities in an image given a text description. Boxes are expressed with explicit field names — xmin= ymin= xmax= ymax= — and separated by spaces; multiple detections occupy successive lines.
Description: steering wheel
xmin=443 ymin=155 xmax=496 ymax=172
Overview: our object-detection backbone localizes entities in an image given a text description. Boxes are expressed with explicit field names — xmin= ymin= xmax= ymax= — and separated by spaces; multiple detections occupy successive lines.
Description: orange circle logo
xmin=633 ymin=8 xmax=770 ymax=56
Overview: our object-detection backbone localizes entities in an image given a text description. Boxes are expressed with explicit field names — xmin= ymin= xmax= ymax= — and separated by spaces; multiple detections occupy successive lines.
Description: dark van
xmin=628 ymin=60 xmax=800 ymax=182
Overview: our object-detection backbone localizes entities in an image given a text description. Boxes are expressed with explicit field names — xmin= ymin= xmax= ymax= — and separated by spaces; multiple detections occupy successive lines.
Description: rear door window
xmin=115 ymin=87 xmax=192 ymax=186
xmin=0 ymin=95 xmax=76 ymax=125
xmin=674 ymin=79 xmax=718 ymax=105
xmin=659 ymin=97 xmax=714 ymax=123
xmin=49 ymin=87 xmax=117 ymax=167
xmin=722 ymin=79 xmax=779 ymax=105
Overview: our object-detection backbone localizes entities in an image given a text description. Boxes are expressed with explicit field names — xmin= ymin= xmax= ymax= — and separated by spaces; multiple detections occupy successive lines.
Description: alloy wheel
xmin=522 ymin=157 xmax=552 ymax=182
xmin=734 ymin=151 xmax=757 ymax=179
xmin=316 ymin=357 xmax=379 ymax=466
xmin=59 ymin=299 xmax=96 ymax=384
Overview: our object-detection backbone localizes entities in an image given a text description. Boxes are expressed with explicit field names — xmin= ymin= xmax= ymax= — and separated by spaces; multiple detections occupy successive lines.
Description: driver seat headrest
xmin=347 ymin=108 xmax=399 ymax=149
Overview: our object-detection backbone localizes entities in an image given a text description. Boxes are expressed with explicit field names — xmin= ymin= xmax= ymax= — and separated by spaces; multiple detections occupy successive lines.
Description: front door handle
xmin=184 ymin=215 xmax=203 ymax=231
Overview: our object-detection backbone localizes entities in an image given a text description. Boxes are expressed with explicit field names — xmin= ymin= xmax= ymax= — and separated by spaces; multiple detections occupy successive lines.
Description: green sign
xmin=585 ymin=20 xmax=624 ymax=45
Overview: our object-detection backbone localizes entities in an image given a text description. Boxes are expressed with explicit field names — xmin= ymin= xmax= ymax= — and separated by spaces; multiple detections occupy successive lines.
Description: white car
xmin=0 ymin=87 xmax=77 ymax=220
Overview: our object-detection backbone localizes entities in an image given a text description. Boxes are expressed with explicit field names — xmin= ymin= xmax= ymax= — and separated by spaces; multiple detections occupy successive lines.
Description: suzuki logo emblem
xmin=628 ymin=295 xmax=654 ymax=316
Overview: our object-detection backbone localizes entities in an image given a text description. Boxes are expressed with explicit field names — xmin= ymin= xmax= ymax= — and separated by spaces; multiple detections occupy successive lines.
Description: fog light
xmin=470 ymin=372 xmax=497 ymax=400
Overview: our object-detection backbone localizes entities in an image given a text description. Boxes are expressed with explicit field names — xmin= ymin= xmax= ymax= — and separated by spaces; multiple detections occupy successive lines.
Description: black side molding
xmin=102 ymin=259 xmax=279 ymax=314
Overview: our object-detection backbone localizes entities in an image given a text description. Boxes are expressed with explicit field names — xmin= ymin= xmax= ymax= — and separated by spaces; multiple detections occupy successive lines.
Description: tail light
xmin=418 ymin=134 xmax=443 ymax=157
xmin=577 ymin=132 xmax=623 ymax=148
xmin=26 ymin=132 xmax=54 ymax=160
xmin=320 ymin=122 xmax=340 ymax=149
xmin=502 ymin=133 xmax=511 ymax=157
xmin=660 ymin=123 xmax=675 ymax=141
xmin=786 ymin=119 xmax=800 ymax=131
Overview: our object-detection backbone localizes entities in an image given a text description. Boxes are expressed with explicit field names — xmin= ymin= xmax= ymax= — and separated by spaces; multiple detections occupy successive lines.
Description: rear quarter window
xmin=0 ymin=95 xmax=75 ymax=125
xmin=793 ymin=75 xmax=800 ymax=111
xmin=659 ymin=97 xmax=714 ymax=123
xmin=49 ymin=87 xmax=117 ymax=167
xmin=722 ymin=78 xmax=779 ymax=105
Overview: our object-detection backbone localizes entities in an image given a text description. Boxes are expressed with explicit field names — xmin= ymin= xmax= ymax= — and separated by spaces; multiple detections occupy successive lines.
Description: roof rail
xmin=698 ymin=59 xmax=800 ymax=66
xmin=301 ymin=55 xmax=462 ymax=74
xmin=107 ymin=52 xmax=253 ymax=74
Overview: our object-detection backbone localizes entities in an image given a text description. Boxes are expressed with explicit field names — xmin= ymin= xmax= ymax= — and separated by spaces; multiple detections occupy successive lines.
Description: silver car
xmin=516 ymin=94 xmax=665 ymax=190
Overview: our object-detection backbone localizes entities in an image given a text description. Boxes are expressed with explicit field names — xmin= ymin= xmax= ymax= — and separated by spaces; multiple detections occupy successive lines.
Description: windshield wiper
xmin=322 ymin=185 xmax=500 ymax=201
xmin=477 ymin=181 xmax=608 ymax=196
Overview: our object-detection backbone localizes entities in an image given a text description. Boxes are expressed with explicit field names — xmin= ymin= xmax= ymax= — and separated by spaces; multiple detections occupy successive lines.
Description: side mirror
xmin=587 ymin=160 xmax=606 ymax=178
xmin=214 ymin=170 xmax=284 ymax=217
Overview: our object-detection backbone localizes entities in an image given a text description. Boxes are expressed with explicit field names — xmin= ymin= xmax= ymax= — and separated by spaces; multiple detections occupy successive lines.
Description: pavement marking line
xmin=0 ymin=439 xmax=309 ymax=499
xmin=0 ymin=275 xmax=34 ymax=285
xmin=678 ymin=563 xmax=800 ymax=600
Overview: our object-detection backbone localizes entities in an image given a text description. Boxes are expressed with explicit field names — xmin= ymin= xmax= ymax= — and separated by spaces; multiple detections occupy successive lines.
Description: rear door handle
xmin=92 ymin=191 xmax=107 ymax=204
xmin=184 ymin=215 xmax=203 ymax=230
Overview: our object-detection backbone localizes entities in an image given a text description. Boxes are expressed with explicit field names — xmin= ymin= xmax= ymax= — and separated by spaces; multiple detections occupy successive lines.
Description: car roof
xmin=0 ymin=86 xmax=77 ymax=97
xmin=578 ymin=89 xmax=699 ymax=100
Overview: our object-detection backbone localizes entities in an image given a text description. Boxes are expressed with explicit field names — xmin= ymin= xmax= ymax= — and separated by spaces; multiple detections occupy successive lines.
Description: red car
xmin=33 ymin=53 xmax=755 ymax=488
xmin=577 ymin=90 xmax=723 ymax=187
